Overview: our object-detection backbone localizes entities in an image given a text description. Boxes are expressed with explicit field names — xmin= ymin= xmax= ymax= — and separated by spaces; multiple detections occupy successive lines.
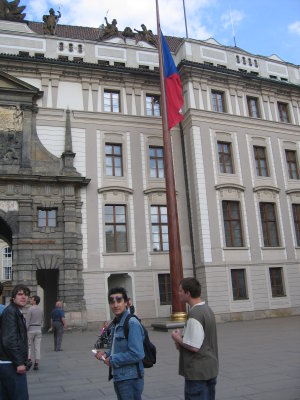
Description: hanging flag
xmin=161 ymin=32 xmax=184 ymax=130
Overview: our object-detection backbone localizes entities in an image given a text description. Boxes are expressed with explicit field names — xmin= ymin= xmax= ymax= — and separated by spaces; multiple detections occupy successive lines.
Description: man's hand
xmin=16 ymin=365 xmax=26 ymax=374
xmin=172 ymin=329 xmax=182 ymax=343
xmin=95 ymin=350 xmax=106 ymax=361
xmin=172 ymin=329 xmax=183 ymax=350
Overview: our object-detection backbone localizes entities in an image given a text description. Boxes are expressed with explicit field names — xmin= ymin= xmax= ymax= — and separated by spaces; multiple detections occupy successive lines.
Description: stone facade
xmin=0 ymin=18 xmax=300 ymax=327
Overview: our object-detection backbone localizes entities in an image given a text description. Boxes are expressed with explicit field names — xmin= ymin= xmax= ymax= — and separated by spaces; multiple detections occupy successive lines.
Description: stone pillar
xmin=62 ymin=186 xmax=87 ymax=327
xmin=14 ymin=198 xmax=34 ymax=285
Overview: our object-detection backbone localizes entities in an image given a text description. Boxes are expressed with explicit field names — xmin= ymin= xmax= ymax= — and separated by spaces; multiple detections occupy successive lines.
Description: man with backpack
xmin=95 ymin=287 xmax=145 ymax=399
xmin=171 ymin=277 xmax=219 ymax=400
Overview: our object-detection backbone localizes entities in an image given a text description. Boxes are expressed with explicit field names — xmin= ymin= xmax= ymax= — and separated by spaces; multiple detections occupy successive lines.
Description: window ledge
xmin=232 ymin=297 xmax=249 ymax=301
xmin=261 ymin=246 xmax=285 ymax=250
xmin=223 ymin=247 xmax=249 ymax=250
xmin=150 ymin=251 xmax=169 ymax=255
xmin=103 ymin=252 xmax=134 ymax=256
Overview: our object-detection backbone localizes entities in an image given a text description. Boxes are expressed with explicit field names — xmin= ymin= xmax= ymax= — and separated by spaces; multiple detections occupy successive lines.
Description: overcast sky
xmin=20 ymin=0 xmax=300 ymax=65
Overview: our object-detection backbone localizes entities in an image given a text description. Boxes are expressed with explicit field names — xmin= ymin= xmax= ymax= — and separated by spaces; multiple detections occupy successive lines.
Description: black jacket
xmin=0 ymin=302 xmax=28 ymax=367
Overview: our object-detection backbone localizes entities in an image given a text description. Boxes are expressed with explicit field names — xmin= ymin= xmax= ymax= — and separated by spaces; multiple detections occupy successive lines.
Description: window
xmin=292 ymin=204 xmax=300 ymax=246
xmin=149 ymin=146 xmax=164 ymax=178
xmin=104 ymin=90 xmax=120 ymax=113
xmin=158 ymin=273 xmax=172 ymax=305
xmin=212 ymin=90 xmax=225 ymax=112
xmin=146 ymin=95 xmax=160 ymax=116
xmin=38 ymin=209 xmax=57 ymax=227
xmin=105 ymin=144 xmax=122 ymax=176
xmin=253 ymin=146 xmax=269 ymax=177
xmin=105 ymin=205 xmax=127 ymax=253
xmin=269 ymin=267 xmax=285 ymax=297
xmin=58 ymin=55 xmax=68 ymax=61
xmin=278 ymin=102 xmax=290 ymax=123
xmin=2 ymin=246 xmax=12 ymax=280
xmin=247 ymin=97 xmax=260 ymax=118
xmin=222 ymin=201 xmax=244 ymax=247
xmin=69 ymin=43 xmax=73 ymax=52
xmin=218 ymin=142 xmax=233 ymax=173
xmin=231 ymin=269 xmax=247 ymax=300
xmin=59 ymin=42 xmax=64 ymax=51
xmin=285 ymin=150 xmax=299 ymax=179
xmin=151 ymin=206 xmax=168 ymax=251
xmin=78 ymin=44 xmax=83 ymax=53
xmin=259 ymin=203 xmax=279 ymax=247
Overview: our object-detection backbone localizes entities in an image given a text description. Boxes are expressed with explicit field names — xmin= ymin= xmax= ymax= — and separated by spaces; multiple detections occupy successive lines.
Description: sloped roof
xmin=27 ymin=21 xmax=183 ymax=52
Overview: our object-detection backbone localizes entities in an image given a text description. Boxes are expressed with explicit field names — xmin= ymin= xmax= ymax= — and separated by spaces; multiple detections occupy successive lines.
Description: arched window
xmin=3 ymin=246 xmax=12 ymax=280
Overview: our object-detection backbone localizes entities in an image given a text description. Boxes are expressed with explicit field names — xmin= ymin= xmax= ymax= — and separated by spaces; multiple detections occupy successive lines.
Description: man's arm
xmin=25 ymin=307 xmax=32 ymax=330
xmin=172 ymin=318 xmax=205 ymax=353
xmin=2 ymin=309 xmax=27 ymax=370
xmin=109 ymin=319 xmax=144 ymax=368
xmin=61 ymin=316 xmax=67 ymax=329
xmin=172 ymin=329 xmax=199 ymax=352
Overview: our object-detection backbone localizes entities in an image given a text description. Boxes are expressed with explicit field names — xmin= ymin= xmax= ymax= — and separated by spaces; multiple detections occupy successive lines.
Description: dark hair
xmin=180 ymin=277 xmax=201 ymax=298
xmin=11 ymin=284 xmax=30 ymax=301
xmin=32 ymin=295 xmax=40 ymax=305
xmin=0 ymin=282 xmax=3 ymax=296
xmin=108 ymin=287 xmax=128 ymax=303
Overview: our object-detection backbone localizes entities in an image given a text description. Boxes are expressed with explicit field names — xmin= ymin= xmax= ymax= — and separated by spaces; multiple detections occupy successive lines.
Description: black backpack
xmin=123 ymin=314 xmax=156 ymax=369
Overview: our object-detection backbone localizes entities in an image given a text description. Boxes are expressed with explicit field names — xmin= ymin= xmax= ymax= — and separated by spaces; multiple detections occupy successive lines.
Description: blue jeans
xmin=0 ymin=363 xmax=29 ymax=400
xmin=184 ymin=377 xmax=217 ymax=400
xmin=113 ymin=377 xmax=144 ymax=400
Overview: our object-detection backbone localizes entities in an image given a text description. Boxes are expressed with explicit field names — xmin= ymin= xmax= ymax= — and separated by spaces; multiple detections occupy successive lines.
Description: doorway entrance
xmin=36 ymin=269 xmax=58 ymax=330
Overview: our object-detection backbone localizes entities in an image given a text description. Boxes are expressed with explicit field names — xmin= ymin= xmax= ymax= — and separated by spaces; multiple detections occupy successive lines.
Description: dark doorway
xmin=36 ymin=269 xmax=58 ymax=330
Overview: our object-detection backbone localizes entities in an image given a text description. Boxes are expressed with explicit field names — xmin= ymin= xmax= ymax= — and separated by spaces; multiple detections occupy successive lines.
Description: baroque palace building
xmin=0 ymin=3 xmax=300 ymax=327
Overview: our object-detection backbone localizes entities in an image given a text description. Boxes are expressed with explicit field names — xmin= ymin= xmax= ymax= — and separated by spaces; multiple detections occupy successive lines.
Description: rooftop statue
xmin=122 ymin=27 xmax=135 ymax=39
xmin=98 ymin=17 xmax=119 ymax=40
xmin=43 ymin=8 xmax=61 ymax=35
xmin=134 ymin=24 xmax=157 ymax=47
xmin=0 ymin=0 xmax=26 ymax=21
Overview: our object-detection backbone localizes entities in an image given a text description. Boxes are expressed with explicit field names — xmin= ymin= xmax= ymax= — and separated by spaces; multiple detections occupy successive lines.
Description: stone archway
xmin=0 ymin=209 xmax=17 ymax=302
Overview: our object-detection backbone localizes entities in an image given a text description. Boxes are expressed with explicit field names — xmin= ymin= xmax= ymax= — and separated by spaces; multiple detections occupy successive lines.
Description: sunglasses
xmin=109 ymin=296 xmax=123 ymax=305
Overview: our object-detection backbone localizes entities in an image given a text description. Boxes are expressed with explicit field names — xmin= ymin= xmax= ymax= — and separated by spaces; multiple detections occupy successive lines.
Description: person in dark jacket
xmin=0 ymin=284 xmax=31 ymax=400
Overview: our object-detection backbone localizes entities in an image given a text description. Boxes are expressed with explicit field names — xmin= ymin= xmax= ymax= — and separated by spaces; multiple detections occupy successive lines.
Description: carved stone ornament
xmin=0 ymin=132 xmax=22 ymax=165
xmin=0 ymin=0 xmax=26 ymax=21
xmin=98 ymin=18 xmax=157 ymax=47
xmin=0 ymin=200 xmax=18 ymax=212
xmin=0 ymin=106 xmax=23 ymax=133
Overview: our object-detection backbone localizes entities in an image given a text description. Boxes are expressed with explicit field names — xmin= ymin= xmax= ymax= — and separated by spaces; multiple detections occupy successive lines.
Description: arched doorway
xmin=36 ymin=269 xmax=58 ymax=330
xmin=107 ymin=273 xmax=133 ymax=319
xmin=0 ymin=216 xmax=13 ymax=304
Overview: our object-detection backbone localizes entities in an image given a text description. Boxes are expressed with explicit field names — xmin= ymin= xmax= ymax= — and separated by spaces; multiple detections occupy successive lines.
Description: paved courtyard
xmin=27 ymin=316 xmax=300 ymax=400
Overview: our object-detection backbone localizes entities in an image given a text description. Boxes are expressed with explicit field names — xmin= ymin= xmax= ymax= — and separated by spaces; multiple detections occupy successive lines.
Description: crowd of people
xmin=0 ymin=277 xmax=219 ymax=400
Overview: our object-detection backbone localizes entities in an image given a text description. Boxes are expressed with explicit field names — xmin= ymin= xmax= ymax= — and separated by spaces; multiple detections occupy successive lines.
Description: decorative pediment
xmin=0 ymin=70 xmax=40 ymax=93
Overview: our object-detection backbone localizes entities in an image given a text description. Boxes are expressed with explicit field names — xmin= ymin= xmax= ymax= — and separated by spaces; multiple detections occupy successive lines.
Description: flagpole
xmin=182 ymin=0 xmax=189 ymax=38
xmin=155 ymin=0 xmax=186 ymax=321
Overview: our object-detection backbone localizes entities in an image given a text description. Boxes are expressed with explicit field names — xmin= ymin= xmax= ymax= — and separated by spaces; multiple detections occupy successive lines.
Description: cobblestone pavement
xmin=27 ymin=316 xmax=300 ymax=400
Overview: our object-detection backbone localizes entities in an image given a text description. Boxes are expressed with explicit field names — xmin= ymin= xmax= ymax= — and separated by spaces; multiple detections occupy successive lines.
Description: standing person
xmin=171 ymin=277 xmax=219 ymax=400
xmin=50 ymin=301 xmax=67 ymax=351
xmin=26 ymin=295 xmax=43 ymax=370
xmin=0 ymin=284 xmax=31 ymax=400
xmin=95 ymin=287 xmax=144 ymax=400
xmin=127 ymin=297 xmax=135 ymax=315
xmin=0 ymin=282 xmax=5 ymax=315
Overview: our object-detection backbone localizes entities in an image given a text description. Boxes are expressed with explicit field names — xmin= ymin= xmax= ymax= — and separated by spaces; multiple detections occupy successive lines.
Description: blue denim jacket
xmin=106 ymin=310 xmax=144 ymax=381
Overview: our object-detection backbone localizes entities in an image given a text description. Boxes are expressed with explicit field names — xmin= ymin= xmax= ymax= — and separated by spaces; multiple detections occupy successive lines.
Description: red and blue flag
xmin=161 ymin=32 xmax=184 ymax=130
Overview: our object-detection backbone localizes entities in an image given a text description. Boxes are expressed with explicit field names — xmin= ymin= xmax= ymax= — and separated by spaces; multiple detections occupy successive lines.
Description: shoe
xmin=33 ymin=363 xmax=39 ymax=371
xmin=26 ymin=360 xmax=32 ymax=371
